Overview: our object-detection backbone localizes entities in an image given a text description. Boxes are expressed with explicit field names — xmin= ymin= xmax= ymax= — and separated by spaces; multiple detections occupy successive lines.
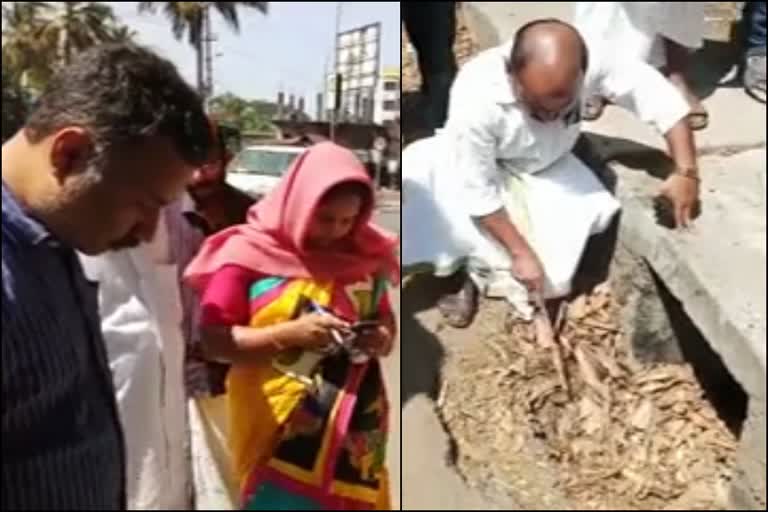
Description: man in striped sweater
xmin=1 ymin=44 xmax=211 ymax=510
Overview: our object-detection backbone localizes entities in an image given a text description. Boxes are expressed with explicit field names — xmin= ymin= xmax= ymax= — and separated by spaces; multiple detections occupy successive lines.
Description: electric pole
xmin=202 ymin=2 xmax=215 ymax=111
xmin=330 ymin=1 xmax=342 ymax=142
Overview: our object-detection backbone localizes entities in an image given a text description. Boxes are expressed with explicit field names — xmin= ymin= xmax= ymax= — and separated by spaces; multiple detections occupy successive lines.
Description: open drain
xmin=439 ymin=281 xmax=739 ymax=510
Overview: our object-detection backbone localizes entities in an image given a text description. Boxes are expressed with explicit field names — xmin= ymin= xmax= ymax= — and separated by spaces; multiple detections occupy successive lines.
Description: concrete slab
xmin=584 ymin=86 xmax=767 ymax=157
xmin=610 ymin=149 xmax=766 ymax=400
xmin=731 ymin=399 xmax=767 ymax=510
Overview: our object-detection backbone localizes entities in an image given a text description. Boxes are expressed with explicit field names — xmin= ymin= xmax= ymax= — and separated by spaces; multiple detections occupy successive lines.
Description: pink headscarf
xmin=184 ymin=142 xmax=399 ymax=292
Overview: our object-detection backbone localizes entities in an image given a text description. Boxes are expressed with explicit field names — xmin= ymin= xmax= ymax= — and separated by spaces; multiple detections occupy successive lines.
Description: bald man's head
xmin=507 ymin=19 xmax=588 ymax=122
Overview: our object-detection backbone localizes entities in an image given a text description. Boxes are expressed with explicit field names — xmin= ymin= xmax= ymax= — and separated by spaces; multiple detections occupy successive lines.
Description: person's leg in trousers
xmin=404 ymin=4 xmax=474 ymax=327
xmin=403 ymin=2 xmax=457 ymax=131
xmin=403 ymin=4 xmax=431 ymax=131
xmin=423 ymin=2 xmax=457 ymax=131
xmin=743 ymin=1 xmax=766 ymax=102
xmin=744 ymin=1 xmax=767 ymax=51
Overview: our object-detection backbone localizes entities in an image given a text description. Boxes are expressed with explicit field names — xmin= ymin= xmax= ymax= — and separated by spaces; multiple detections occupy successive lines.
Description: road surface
xmin=381 ymin=192 xmax=507 ymax=510
xmin=374 ymin=200 xmax=401 ymax=509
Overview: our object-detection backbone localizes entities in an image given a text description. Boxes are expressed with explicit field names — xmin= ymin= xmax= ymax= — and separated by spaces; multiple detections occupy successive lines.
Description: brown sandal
xmin=437 ymin=276 xmax=479 ymax=328
xmin=687 ymin=110 xmax=709 ymax=131
xmin=582 ymin=96 xmax=606 ymax=121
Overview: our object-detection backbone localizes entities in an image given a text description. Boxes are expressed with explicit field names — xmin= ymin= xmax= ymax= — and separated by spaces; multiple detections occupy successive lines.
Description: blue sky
xmin=111 ymin=2 xmax=400 ymax=104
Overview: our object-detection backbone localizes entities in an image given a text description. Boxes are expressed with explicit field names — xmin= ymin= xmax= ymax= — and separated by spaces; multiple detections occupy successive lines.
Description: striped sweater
xmin=2 ymin=182 xmax=126 ymax=510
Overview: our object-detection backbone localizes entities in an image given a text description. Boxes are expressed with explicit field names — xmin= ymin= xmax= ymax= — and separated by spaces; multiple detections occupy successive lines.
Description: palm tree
xmin=2 ymin=59 xmax=30 ymax=142
xmin=107 ymin=25 xmax=139 ymax=44
xmin=39 ymin=2 xmax=117 ymax=65
xmin=138 ymin=2 xmax=268 ymax=96
xmin=1 ymin=2 xmax=51 ymax=88
xmin=2 ymin=2 xmax=120 ymax=90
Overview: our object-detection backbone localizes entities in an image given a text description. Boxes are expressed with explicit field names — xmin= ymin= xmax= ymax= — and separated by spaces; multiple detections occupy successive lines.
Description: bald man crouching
xmin=402 ymin=19 xmax=700 ymax=327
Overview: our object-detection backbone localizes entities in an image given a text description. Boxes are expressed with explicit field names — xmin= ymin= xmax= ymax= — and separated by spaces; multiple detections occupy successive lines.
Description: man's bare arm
xmin=477 ymin=208 xmax=531 ymax=257
xmin=477 ymin=208 xmax=545 ymax=292
xmin=664 ymin=117 xmax=698 ymax=174
xmin=661 ymin=117 xmax=700 ymax=227
xmin=601 ymin=58 xmax=700 ymax=228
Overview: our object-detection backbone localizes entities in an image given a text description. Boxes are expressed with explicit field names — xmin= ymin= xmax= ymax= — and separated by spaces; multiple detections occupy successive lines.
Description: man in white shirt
xmin=80 ymin=197 xmax=202 ymax=509
xmin=79 ymin=126 xmax=256 ymax=509
xmin=402 ymin=19 xmax=700 ymax=327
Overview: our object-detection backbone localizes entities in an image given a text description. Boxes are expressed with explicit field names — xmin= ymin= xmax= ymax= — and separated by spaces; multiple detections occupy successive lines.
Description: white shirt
xmin=573 ymin=3 xmax=705 ymax=68
xmin=443 ymin=40 xmax=690 ymax=218
xmin=80 ymin=197 xmax=203 ymax=510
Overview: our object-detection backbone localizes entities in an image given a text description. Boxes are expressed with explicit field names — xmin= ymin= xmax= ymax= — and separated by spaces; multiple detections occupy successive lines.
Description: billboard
xmin=329 ymin=22 xmax=381 ymax=123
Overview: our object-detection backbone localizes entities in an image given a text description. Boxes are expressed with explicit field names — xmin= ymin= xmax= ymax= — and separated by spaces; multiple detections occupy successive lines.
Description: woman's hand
xmin=355 ymin=324 xmax=395 ymax=357
xmin=283 ymin=313 xmax=349 ymax=350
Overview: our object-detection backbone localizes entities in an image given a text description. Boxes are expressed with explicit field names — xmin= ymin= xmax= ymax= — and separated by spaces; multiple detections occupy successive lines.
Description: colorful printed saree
xmin=227 ymin=275 xmax=391 ymax=510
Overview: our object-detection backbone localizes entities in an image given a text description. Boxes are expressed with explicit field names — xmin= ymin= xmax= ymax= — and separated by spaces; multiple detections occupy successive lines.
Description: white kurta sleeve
xmin=596 ymin=58 xmax=690 ymax=135
xmin=452 ymin=104 xmax=506 ymax=218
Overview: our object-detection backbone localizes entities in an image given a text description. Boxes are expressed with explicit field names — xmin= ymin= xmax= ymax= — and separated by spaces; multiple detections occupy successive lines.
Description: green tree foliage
xmin=2 ymin=2 xmax=137 ymax=92
xmin=209 ymin=92 xmax=281 ymax=133
xmin=138 ymin=2 xmax=268 ymax=94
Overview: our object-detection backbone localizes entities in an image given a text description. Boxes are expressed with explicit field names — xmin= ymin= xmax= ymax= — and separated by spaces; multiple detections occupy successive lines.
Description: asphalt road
xmin=374 ymin=200 xmax=401 ymax=509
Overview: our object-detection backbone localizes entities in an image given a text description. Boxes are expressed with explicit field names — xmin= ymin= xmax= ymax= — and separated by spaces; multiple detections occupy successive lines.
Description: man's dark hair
xmin=25 ymin=43 xmax=212 ymax=167
xmin=508 ymin=18 xmax=589 ymax=74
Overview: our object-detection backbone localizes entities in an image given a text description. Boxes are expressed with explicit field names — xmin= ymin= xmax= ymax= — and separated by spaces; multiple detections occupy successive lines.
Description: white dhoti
xmin=402 ymin=135 xmax=620 ymax=312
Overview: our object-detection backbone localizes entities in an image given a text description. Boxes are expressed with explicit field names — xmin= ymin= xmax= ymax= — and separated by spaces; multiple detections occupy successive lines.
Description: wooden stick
xmin=573 ymin=344 xmax=608 ymax=400
xmin=532 ymin=296 xmax=572 ymax=399
xmin=581 ymin=318 xmax=620 ymax=333
xmin=554 ymin=300 xmax=569 ymax=337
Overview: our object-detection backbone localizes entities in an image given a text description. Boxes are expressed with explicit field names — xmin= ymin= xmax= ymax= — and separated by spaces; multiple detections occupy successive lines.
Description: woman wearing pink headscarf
xmin=185 ymin=142 xmax=398 ymax=510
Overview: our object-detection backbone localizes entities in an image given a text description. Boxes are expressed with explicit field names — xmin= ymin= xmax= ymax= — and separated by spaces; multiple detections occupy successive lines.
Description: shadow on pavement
xmin=400 ymin=169 xmax=461 ymax=409
xmin=401 ymin=274 xmax=447 ymax=409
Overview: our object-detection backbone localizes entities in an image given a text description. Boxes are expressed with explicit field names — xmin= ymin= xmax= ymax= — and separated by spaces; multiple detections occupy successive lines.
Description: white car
xmin=226 ymin=145 xmax=306 ymax=199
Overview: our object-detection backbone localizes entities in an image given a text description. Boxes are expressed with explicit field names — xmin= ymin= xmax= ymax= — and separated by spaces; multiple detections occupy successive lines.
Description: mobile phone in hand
xmin=350 ymin=320 xmax=380 ymax=334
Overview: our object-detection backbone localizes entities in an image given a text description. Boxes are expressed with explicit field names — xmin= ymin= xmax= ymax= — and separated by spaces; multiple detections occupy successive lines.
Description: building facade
xmin=373 ymin=67 xmax=400 ymax=125
xmin=324 ymin=66 xmax=400 ymax=125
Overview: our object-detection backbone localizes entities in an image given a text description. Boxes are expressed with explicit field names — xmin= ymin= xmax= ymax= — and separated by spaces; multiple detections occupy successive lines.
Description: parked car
xmin=226 ymin=145 xmax=306 ymax=199
xmin=226 ymin=143 xmax=382 ymax=200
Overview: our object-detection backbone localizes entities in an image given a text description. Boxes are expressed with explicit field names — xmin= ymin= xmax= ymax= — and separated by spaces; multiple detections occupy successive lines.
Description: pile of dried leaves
xmin=441 ymin=284 xmax=736 ymax=510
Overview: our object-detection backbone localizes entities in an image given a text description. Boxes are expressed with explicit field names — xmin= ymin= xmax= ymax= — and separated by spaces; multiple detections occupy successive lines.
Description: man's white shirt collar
xmin=491 ymin=41 xmax=519 ymax=106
